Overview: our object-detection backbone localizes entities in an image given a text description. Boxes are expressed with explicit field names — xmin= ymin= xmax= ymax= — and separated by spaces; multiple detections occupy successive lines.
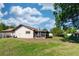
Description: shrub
xmin=63 ymin=27 xmax=77 ymax=41
xmin=63 ymin=33 xmax=79 ymax=42
xmin=50 ymin=27 xmax=63 ymax=36
xmin=63 ymin=32 xmax=72 ymax=41
xmin=68 ymin=34 xmax=79 ymax=42
xmin=66 ymin=27 xmax=77 ymax=33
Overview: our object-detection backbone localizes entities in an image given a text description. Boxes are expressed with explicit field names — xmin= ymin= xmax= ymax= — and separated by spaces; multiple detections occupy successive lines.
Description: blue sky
xmin=0 ymin=3 xmax=55 ymax=31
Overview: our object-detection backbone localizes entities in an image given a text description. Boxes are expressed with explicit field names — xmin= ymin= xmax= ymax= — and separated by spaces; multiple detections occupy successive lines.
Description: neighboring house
xmin=0 ymin=25 xmax=49 ymax=38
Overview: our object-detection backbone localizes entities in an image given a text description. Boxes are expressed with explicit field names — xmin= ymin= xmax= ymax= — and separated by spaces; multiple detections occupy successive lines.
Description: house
xmin=0 ymin=25 xmax=49 ymax=38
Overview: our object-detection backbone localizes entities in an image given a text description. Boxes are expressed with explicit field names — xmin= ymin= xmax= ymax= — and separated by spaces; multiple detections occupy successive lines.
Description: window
xmin=26 ymin=31 xmax=30 ymax=34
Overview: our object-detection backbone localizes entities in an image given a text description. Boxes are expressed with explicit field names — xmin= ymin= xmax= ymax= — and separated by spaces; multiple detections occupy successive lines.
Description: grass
xmin=0 ymin=37 xmax=79 ymax=56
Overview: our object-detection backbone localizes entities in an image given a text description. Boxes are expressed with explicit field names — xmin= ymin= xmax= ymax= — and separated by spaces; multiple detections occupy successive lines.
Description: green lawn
xmin=0 ymin=37 xmax=79 ymax=56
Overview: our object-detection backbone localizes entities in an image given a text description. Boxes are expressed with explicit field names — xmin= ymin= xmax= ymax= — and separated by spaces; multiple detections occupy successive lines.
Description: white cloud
xmin=0 ymin=3 xmax=8 ymax=18
xmin=2 ymin=5 xmax=54 ymax=30
xmin=0 ymin=11 xmax=4 ymax=18
xmin=23 ymin=15 xmax=50 ymax=25
xmin=7 ymin=6 xmax=50 ymax=26
xmin=44 ymin=19 xmax=55 ymax=30
xmin=39 ymin=3 xmax=55 ymax=11
xmin=0 ymin=11 xmax=8 ymax=18
xmin=2 ymin=16 xmax=55 ymax=30
xmin=23 ymin=7 xmax=42 ymax=16
xmin=10 ymin=6 xmax=23 ymax=16
xmin=32 ymin=19 xmax=55 ymax=30
xmin=4 ymin=11 xmax=8 ymax=15
xmin=31 ymin=17 xmax=49 ymax=24
xmin=0 ymin=3 xmax=5 ymax=9
xmin=10 ymin=6 xmax=42 ymax=16
xmin=2 ymin=17 xmax=21 ymax=26
xmin=2 ymin=16 xmax=50 ymax=27
xmin=0 ymin=3 xmax=5 ymax=18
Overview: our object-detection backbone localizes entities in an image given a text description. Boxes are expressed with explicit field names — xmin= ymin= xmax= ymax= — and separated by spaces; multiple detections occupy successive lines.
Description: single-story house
xmin=0 ymin=25 xmax=49 ymax=38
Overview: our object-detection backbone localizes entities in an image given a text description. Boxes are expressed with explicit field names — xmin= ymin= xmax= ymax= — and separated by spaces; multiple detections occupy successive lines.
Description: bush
xmin=63 ymin=27 xmax=77 ymax=41
xmin=50 ymin=27 xmax=64 ymax=36
xmin=66 ymin=27 xmax=77 ymax=33
xmin=63 ymin=33 xmax=79 ymax=43
xmin=69 ymin=34 xmax=79 ymax=42
xmin=63 ymin=32 xmax=72 ymax=41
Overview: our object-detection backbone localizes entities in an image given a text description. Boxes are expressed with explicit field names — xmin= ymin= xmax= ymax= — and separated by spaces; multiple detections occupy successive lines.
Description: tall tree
xmin=54 ymin=3 xmax=79 ymax=29
xmin=0 ymin=23 xmax=8 ymax=31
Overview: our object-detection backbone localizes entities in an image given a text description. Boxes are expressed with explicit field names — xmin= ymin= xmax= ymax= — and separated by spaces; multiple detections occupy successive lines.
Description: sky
xmin=0 ymin=3 xmax=55 ymax=31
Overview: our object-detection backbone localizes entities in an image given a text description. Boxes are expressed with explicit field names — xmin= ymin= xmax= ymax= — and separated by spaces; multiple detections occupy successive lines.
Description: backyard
xmin=0 ymin=37 xmax=79 ymax=56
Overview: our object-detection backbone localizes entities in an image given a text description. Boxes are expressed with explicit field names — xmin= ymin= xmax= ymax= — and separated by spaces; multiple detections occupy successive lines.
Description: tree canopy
xmin=0 ymin=22 xmax=15 ymax=31
xmin=54 ymin=3 xmax=79 ymax=29
xmin=50 ymin=27 xmax=63 ymax=36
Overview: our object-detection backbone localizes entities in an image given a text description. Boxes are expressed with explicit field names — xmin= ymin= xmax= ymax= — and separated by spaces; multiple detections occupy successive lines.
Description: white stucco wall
xmin=14 ymin=26 xmax=34 ymax=38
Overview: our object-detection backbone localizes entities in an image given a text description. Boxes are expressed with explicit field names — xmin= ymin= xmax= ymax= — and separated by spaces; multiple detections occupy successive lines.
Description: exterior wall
xmin=14 ymin=26 xmax=34 ymax=38
xmin=0 ymin=32 xmax=13 ymax=38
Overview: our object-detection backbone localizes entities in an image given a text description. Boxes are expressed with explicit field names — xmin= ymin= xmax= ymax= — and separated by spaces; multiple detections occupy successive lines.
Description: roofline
xmin=0 ymin=24 xmax=49 ymax=32
xmin=13 ymin=24 xmax=38 ymax=31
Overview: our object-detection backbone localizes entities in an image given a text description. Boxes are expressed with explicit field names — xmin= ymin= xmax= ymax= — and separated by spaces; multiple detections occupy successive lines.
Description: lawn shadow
xmin=60 ymin=37 xmax=79 ymax=43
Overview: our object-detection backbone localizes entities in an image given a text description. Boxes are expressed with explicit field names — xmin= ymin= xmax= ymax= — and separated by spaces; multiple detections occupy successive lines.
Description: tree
xmin=0 ymin=23 xmax=15 ymax=31
xmin=54 ymin=3 xmax=79 ymax=29
xmin=0 ymin=23 xmax=8 ymax=31
xmin=50 ymin=27 xmax=63 ymax=36
xmin=43 ymin=28 xmax=48 ymax=31
xmin=66 ymin=27 xmax=77 ymax=33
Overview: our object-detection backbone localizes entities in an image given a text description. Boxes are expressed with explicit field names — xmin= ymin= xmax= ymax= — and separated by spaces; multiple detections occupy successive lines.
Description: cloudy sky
xmin=0 ymin=3 xmax=55 ymax=30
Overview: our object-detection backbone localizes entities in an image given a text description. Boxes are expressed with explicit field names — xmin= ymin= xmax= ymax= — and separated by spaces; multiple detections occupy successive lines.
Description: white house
xmin=0 ymin=25 xmax=49 ymax=38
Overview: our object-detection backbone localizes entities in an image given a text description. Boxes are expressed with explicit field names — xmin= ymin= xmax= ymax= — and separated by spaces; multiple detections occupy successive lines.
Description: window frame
xmin=26 ymin=31 xmax=30 ymax=34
